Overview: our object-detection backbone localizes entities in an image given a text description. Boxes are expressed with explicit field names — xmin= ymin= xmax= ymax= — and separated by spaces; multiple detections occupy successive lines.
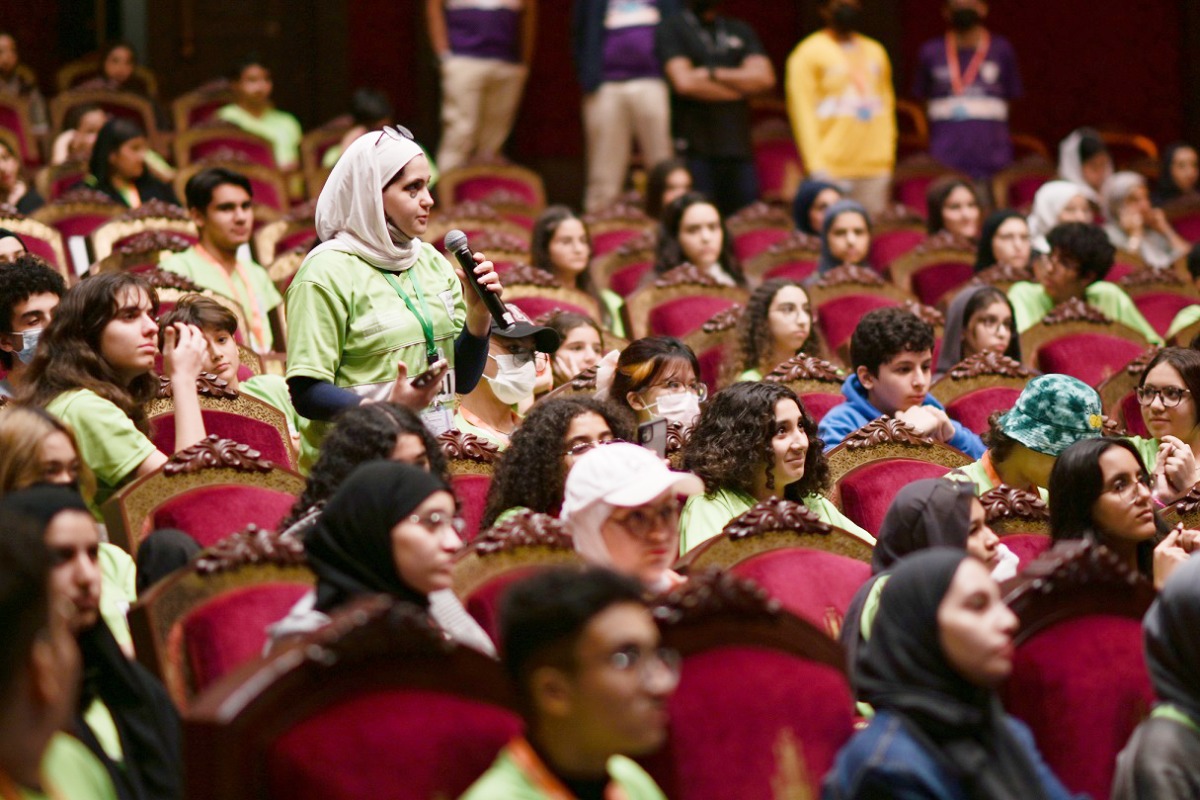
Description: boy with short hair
xmin=817 ymin=306 xmax=985 ymax=456
xmin=0 ymin=255 xmax=66 ymax=398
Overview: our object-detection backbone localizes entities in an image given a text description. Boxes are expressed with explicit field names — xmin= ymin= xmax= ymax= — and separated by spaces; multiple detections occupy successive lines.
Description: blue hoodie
xmin=817 ymin=374 xmax=985 ymax=458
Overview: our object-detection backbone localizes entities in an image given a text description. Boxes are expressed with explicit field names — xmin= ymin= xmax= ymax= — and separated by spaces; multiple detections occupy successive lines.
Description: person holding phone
xmin=285 ymin=126 xmax=504 ymax=471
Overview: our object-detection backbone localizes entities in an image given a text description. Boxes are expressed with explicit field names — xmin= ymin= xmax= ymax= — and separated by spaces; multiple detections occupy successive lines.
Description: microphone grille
xmin=443 ymin=229 xmax=468 ymax=252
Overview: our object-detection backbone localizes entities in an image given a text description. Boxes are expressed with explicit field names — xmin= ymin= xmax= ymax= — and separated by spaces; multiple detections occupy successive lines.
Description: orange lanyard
xmin=194 ymin=243 xmax=267 ymax=350
xmin=0 ymin=769 xmax=65 ymax=800
xmin=828 ymin=31 xmax=871 ymax=99
xmin=507 ymin=738 xmax=631 ymax=800
xmin=945 ymin=31 xmax=990 ymax=96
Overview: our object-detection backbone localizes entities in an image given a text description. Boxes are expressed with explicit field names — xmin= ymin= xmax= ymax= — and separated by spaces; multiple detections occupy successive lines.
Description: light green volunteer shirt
xmin=1167 ymin=304 xmax=1200 ymax=342
xmin=240 ymin=373 xmax=304 ymax=441
xmin=1007 ymin=280 xmax=1163 ymax=345
xmin=159 ymin=246 xmax=282 ymax=351
xmin=460 ymin=745 xmax=666 ymax=800
xmin=216 ymin=104 xmax=303 ymax=169
xmin=286 ymin=244 xmax=467 ymax=470
xmin=35 ymin=733 xmax=119 ymax=800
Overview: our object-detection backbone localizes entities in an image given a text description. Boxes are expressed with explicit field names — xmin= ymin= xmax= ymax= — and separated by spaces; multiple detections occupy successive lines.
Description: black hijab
xmin=0 ymin=485 xmax=183 ymax=800
xmin=792 ymin=179 xmax=841 ymax=235
xmin=857 ymin=549 xmax=1049 ymax=800
xmin=1144 ymin=554 xmax=1200 ymax=724
xmin=1152 ymin=142 xmax=1196 ymax=206
xmin=304 ymin=460 xmax=452 ymax=613
xmin=974 ymin=210 xmax=1026 ymax=272
xmin=872 ymin=478 xmax=976 ymax=574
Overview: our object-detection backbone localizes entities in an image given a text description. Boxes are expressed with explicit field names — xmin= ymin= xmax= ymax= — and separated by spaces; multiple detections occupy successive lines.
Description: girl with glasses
xmin=607 ymin=336 xmax=705 ymax=428
xmin=933 ymin=285 xmax=1020 ymax=381
xmin=1125 ymin=347 xmax=1200 ymax=503
xmin=734 ymin=278 xmax=821 ymax=382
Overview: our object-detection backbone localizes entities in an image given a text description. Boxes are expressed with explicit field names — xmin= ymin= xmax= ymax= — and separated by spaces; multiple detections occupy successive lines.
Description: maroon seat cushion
xmin=1000 ymin=615 xmax=1153 ymax=800
xmin=151 ymin=410 xmax=292 ymax=467
xmin=1172 ymin=212 xmax=1200 ymax=243
xmin=182 ymin=582 xmax=310 ymax=693
xmin=648 ymin=296 xmax=737 ymax=339
xmin=450 ymin=473 xmax=491 ymax=543
xmin=817 ymin=294 xmax=900 ymax=359
xmin=909 ymin=260 xmax=974 ymax=307
xmin=609 ymin=260 xmax=653 ymax=298
xmin=837 ymin=459 xmax=954 ymax=536
xmin=1119 ymin=390 xmax=1151 ymax=437
xmin=752 ymin=138 xmax=801 ymax=202
xmin=696 ymin=345 xmax=730 ymax=396
xmin=268 ymin=689 xmax=521 ymax=800
xmin=191 ymin=137 xmax=277 ymax=168
xmin=50 ymin=213 xmax=117 ymax=240
xmin=591 ymin=228 xmax=644 ymax=259
xmin=997 ymin=533 xmax=1051 ymax=567
xmin=152 ymin=486 xmax=294 ymax=547
xmin=944 ymin=386 xmax=1022 ymax=435
xmin=509 ymin=296 xmax=594 ymax=321
xmin=640 ymin=647 xmax=855 ymax=800
xmin=730 ymin=549 xmax=871 ymax=636
xmin=799 ymin=393 xmax=844 ymax=425
xmin=764 ymin=259 xmax=818 ymax=283
xmin=894 ymin=178 xmax=939 ymax=217
xmin=1131 ymin=292 xmax=1196 ymax=337
xmin=21 ymin=236 xmax=63 ymax=272
xmin=870 ymin=230 xmax=925 ymax=270
xmin=1007 ymin=175 xmax=1050 ymax=210
xmin=452 ymin=176 xmax=540 ymax=208
xmin=733 ymin=228 xmax=790 ymax=263
xmin=1035 ymin=334 xmax=1146 ymax=387
xmin=463 ymin=566 xmax=552 ymax=643
xmin=1106 ymin=262 xmax=1137 ymax=284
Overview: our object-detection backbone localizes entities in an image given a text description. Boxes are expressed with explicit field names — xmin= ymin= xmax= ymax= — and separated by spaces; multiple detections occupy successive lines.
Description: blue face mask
xmin=11 ymin=327 xmax=42 ymax=365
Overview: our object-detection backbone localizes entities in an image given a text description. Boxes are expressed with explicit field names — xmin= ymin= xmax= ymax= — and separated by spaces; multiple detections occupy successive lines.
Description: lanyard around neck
xmin=945 ymin=30 xmax=991 ymax=96
xmin=378 ymin=269 xmax=439 ymax=366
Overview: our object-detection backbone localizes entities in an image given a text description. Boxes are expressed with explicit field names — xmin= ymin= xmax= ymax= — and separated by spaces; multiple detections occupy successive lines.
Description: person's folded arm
xmin=664 ymin=56 xmax=743 ymax=102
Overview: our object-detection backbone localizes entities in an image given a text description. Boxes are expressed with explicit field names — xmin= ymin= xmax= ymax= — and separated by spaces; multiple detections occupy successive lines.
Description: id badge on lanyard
xmin=420 ymin=346 xmax=456 ymax=437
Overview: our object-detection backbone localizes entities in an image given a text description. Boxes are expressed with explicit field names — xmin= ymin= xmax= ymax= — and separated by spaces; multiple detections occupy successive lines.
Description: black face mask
xmin=831 ymin=4 xmax=861 ymax=33
xmin=950 ymin=8 xmax=982 ymax=31
xmin=690 ymin=0 xmax=718 ymax=15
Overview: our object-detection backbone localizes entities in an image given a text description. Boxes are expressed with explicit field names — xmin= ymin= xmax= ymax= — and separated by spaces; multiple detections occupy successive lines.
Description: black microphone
xmin=444 ymin=229 xmax=515 ymax=331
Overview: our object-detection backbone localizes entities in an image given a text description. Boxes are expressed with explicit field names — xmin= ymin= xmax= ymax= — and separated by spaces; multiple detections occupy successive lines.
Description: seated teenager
xmin=652 ymin=192 xmax=745 ymax=287
xmin=606 ymin=336 xmax=704 ymax=428
xmin=461 ymin=567 xmax=677 ymax=799
xmin=815 ymin=199 xmax=872 ymax=277
xmin=544 ymin=311 xmax=605 ymax=387
xmin=1113 ymin=555 xmax=1200 ymax=800
xmin=19 ymin=273 xmax=210 ymax=516
xmin=1127 ymin=347 xmax=1200 ymax=502
xmin=217 ymin=55 xmax=303 ymax=172
xmin=1049 ymin=437 xmax=1195 ymax=588
xmin=734 ymin=278 xmax=820 ymax=381
xmin=560 ymin=441 xmax=703 ymax=593
xmin=974 ymin=209 xmax=1032 ymax=274
xmin=1104 ymin=170 xmax=1191 ymax=270
xmin=271 ymin=460 xmax=493 ymax=654
xmin=679 ymin=381 xmax=870 ymax=552
xmin=0 ymin=486 xmax=181 ymax=800
xmin=77 ymin=41 xmax=155 ymax=99
xmin=1151 ymin=142 xmax=1199 ymax=207
xmin=159 ymin=167 xmax=282 ymax=352
xmin=0 ymin=255 xmax=65 ymax=399
xmin=645 ymin=158 xmax=693 ymax=222
xmin=1166 ymin=244 xmax=1200 ymax=341
xmin=0 ymin=134 xmax=42 ymax=214
xmin=1058 ymin=126 xmax=1112 ymax=209
xmin=481 ymin=396 xmax=633 ymax=528
xmin=792 ymin=178 xmax=843 ymax=237
xmin=531 ymin=206 xmax=624 ymax=336
xmin=0 ymin=510 xmax=118 ymax=800
xmin=825 ymin=549 xmax=1081 ymax=800
xmin=1026 ymin=180 xmax=1092 ymax=253
xmin=817 ymin=307 xmax=985 ymax=457
xmin=933 ymin=285 xmax=1020 ymax=380
xmin=454 ymin=306 xmax=560 ymax=449
xmin=0 ymin=228 xmax=26 ymax=264
xmin=924 ymin=176 xmax=982 ymax=247
xmin=321 ymin=88 xmax=394 ymax=169
xmin=1008 ymin=221 xmax=1163 ymax=343
xmin=50 ymin=103 xmax=107 ymax=166
xmin=952 ymin=373 xmax=1103 ymax=502
xmin=82 ymin=118 xmax=177 ymax=209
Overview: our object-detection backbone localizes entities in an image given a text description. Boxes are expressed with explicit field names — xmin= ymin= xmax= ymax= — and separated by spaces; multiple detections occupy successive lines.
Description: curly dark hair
xmin=279 ymin=402 xmax=450 ymax=530
xmin=481 ymin=396 xmax=634 ymax=528
xmin=653 ymin=191 xmax=745 ymax=285
xmin=737 ymin=279 xmax=820 ymax=377
xmin=1046 ymin=221 xmax=1115 ymax=283
xmin=0 ymin=255 xmax=66 ymax=370
xmin=683 ymin=382 xmax=829 ymax=500
xmin=850 ymin=307 xmax=934 ymax=376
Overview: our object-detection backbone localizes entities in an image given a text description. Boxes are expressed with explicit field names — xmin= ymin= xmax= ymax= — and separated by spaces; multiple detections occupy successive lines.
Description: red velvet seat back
xmin=1119 ymin=390 xmax=1151 ymax=437
xmin=1035 ymin=334 xmax=1145 ymax=387
xmin=151 ymin=486 xmax=295 ymax=546
xmin=764 ymin=259 xmax=818 ymax=283
xmin=48 ymin=168 xmax=88 ymax=201
xmin=870 ymin=230 xmax=925 ymax=270
xmin=248 ymin=176 xmax=286 ymax=212
xmin=641 ymin=648 xmax=855 ymax=800
xmin=609 ymin=260 xmax=653 ymax=298
xmin=49 ymin=213 xmax=118 ymax=240
xmin=730 ymin=549 xmax=871 ymax=636
xmin=509 ymin=296 xmax=593 ymax=321
xmin=1171 ymin=213 xmax=1200 ymax=243
xmin=1131 ymin=292 xmax=1195 ymax=337
xmin=591 ymin=228 xmax=645 ymax=258
xmin=733 ymin=228 xmax=790 ymax=263
xmin=752 ymin=138 xmax=801 ymax=202
xmin=893 ymin=178 xmax=938 ymax=217
xmin=816 ymin=294 xmax=899 ymax=358
xmin=997 ymin=533 xmax=1051 ymax=567
xmin=944 ymin=386 xmax=1022 ymax=435
xmin=20 ymin=235 xmax=63 ymax=272
xmin=267 ymin=689 xmax=521 ymax=800
xmin=837 ymin=459 xmax=953 ymax=536
xmin=276 ymin=227 xmax=317 ymax=254
xmin=648 ymin=296 xmax=736 ymax=339
xmin=183 ymin=98 xmax=228 ymax=129
xmin=696 ymin=345 xmax=728 ymax=396
xmin=1000 ymin=615 xmax=1153 ymax=800
xmin=452 ymin=176 xmax=540 ymax=208
xmin=182 ymin=582 xmax=310 ymax=693
xmin=112 ymin=231 xmax=198 ymax=252
xmin=190 ymin=137 xmax=277 ymax=168
xmin=151 ymin=410 xmax=292 ymax=467
xmin=799 ymin=393 xmax=844 ymax=424
xmin=450 ymin=473 xmax=491 ymax=543
xmin=909 ymin=260 xmax=974 ymax=307
xmin=1007 ymin=174 xmax=1051 ymax=210
xmin=463 ymin=565 xmax=549 ymax=642
xmin=1106 ymin=262 xmax=1137 ymax=284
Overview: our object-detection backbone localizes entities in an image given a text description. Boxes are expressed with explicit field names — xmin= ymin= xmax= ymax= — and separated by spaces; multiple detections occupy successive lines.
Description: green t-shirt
xmin=98 ymin=542 xmax=135 ymax=650
xmin=159 ymin=246 xmax=283 ymax=351
xmin=601 ymin=288 xmax=627 ymax=339
xmin=1126 ymin=435 xmax=1161 ymax=475
xmin=950 ymin=458 xmax=1051 ymax=503
xmin=240 ymin=373 xmax=304 ymax=441
xmin=35 ymin=733 xmax=119 ymax=800
xmin=679 ymin=485 xmax=874 ymax=555
xmin=44 ymin=389 xmax=157 ymax=517
xmin=460 ymin=745 xmax=666 ymax=800
xmin=1167 ymin=304 xmax=1200 ymax=342
xmin=1007 ymin=280 xmax=1164 ymax=345
xmin=737 ymin=368 xmax=764 ymax=382
xmin=286 ymin=244 xmax=467 ymax=470
xmin=215 ymin=104 xmax=303 ymax=169
xmin=451 ymin=409 xmax=513 ymax=451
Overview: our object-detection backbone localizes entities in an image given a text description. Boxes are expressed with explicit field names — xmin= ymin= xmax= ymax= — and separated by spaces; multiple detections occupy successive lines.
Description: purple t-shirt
xmin=912 ymin=33 xmax=1023 ymax=179
xmin=446 ymin=0 xmax=524 ymax=63
xmin=601 ymin=0 xmax=662 ymax=82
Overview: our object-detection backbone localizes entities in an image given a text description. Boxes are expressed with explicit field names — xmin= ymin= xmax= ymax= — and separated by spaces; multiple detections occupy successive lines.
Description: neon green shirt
xmin=98 ymin=542 xmax=135 ymax=650
xmin=240 ymin=373 xmax=304 ymax=441
xmin=215 ymin=104 xmax=303 ymax=169
xmin=1167 ymin=304 xmax=1200 ymax=342
xmin=1007 ymin=280 xmax=1163 ymax=345
xmin=601 ymin=288 xmax=627 ymax=338
xmin=159 ymin=246 xmax=282 ymax=351
xmin=950 ymin=458 xmax=1051 ymax=503
xmin=737 ymin=368 xmax=764 ymax=382
xmin=35 ymin=733 xmax=118 ymax=800
xmin=460 ymin=744 xmax=666 ymax=800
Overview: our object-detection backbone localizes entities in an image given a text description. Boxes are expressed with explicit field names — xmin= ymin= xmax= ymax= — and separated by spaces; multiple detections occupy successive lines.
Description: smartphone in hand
xmin=637 ymin=417 xmax=668 ymax=458
xmin=411 ymin=359 xmax=449 ymax=390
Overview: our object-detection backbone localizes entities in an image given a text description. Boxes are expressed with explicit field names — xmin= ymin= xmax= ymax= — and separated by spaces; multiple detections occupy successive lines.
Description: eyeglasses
xmin=609 ymin=499 xmax=683 ymax=540
xmin=491 ymin=346 xmax=546 ymax=368
xmin=562 ymin=437 xmax=617 ymax=458
xmin=1038 ymin=251 xmax=1079 ymax=274
xmin=1104 ymin=474 xmax=1153 ymax=504
xmin=606 ymin=644 xmax=682 ymax=684
xmin=404 ymin=510 xmax=466 ymax=536
xmin=1137 ymin=385 xmax=1192 ymax=408
xmin=973 ymin=314 xmax=1014 ymax=333
xmin=994 ymin=232 xmax=1031 ymax=244
xmin=375 ymin=124 xmax=415 ymax=146
xmin=649 ymin=379 xmax=708 ymax=402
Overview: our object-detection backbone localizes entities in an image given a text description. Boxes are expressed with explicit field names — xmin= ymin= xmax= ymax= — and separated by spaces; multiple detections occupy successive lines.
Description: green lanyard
xmin=379 ymin=269 xmax=439 ymax=366
xmin=1151 ymin=704 xmax=1200 ymax=735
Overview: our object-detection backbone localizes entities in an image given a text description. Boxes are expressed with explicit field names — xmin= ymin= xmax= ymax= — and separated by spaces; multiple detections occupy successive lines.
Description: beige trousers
xmin=582 ymin=77 xmax=673 ymax=213
xmin=436 ymin=55 xmax=528 ymax=173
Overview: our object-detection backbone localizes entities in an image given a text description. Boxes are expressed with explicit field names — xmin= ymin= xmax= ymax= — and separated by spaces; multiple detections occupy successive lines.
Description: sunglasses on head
xmin=375 ymin=124 xmax=415 ymax=146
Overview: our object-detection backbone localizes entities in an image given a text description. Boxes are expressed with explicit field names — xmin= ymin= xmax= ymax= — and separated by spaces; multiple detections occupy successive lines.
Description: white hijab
xmin=1027 ymin=180 xmax=1086 ymax=253
xmin=1103 ymin=171 xmax=1146 ymax=225
xmin=307 ymin=130 xmax=426 ymax=273
xmin=1058 ymin=128 xmax=1107 ymax=204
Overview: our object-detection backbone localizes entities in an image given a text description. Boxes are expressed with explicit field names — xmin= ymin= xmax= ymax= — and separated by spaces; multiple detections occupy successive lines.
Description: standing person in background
xmin=427 ymin=0 xmax=536 ymax=173
xmin=913 ymin=0 xmax=1022 ymax=184
xmin=572 ymin=0 xmax=679 ymax=213
xmin=786 ymin=0 xmax=895 ymax=217
xmin=657 ymin=0 xmax=775 ymax=217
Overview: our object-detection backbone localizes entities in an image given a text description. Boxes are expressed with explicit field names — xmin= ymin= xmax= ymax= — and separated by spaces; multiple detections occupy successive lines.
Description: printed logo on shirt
xmin=604 ymin=0 xmax=660 ymax=29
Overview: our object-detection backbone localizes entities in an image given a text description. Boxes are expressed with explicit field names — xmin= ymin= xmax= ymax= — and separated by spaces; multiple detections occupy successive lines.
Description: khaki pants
xmin=836 ymin=175 xmax=892 ymax=219
xmin=436 ymin=55 xmax=528 ymax=173
xmin=582 ymin=77 xmax=673 ymax=213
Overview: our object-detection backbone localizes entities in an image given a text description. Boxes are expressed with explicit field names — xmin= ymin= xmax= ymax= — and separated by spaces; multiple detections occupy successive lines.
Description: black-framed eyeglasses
xmin=375 ymin=124 xmax=415 ymax=146
xmin=404 ymin=510 xmax=466 ymax=536
xmin=1137 ymin=385 xmax=1192 ymax=408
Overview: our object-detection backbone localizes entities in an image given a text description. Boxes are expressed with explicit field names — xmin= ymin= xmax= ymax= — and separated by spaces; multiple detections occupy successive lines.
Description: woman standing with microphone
xmin=286 ymin=126 xmax=504 ymax=471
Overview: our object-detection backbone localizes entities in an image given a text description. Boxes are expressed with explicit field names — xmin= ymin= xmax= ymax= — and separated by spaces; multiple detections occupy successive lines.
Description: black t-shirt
xmin=655 ymin=11 xmax=765 ymax=158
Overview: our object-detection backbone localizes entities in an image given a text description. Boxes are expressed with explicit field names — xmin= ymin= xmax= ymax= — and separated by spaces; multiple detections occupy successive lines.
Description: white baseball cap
xmin=560 ymin=442 xmax=703 ymax=518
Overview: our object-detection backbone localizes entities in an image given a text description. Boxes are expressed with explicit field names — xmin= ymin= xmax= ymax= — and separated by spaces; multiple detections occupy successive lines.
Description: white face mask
xmin=486 ymin=354 xmax=538 ymax=405
xmin=9 ymin=327 xmax=42 ymax=365
xmin=648 ymin=391 xmax=701 ymax=427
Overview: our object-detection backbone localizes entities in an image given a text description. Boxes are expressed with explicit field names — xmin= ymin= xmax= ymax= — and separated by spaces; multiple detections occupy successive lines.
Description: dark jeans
xmin=686 ymin=155 xmax=760 ymax=217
